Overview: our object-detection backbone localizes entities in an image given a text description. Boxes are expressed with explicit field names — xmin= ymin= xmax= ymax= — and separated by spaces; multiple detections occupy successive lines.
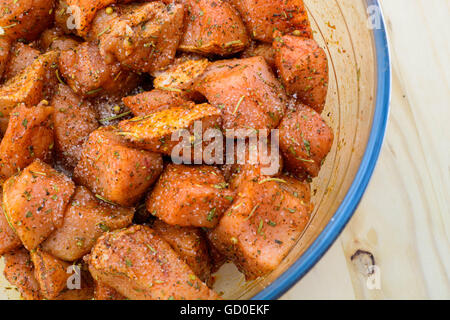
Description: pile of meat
xmin=0 ymin=0 xmax=333 ymax=300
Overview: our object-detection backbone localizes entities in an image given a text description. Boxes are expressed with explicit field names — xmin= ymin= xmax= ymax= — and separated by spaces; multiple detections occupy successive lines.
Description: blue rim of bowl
xmin=252 ymin=0 xmax=391 ymax=300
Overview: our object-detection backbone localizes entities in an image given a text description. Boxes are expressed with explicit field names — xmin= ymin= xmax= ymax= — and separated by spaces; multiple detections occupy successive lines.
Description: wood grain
xmin=283 ymin=0 xmax=450 ymax=300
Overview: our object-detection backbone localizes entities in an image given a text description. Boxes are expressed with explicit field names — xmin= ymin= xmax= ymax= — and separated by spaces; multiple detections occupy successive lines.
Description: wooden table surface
xmin=283 ymin=0 xmax=450 ymax=300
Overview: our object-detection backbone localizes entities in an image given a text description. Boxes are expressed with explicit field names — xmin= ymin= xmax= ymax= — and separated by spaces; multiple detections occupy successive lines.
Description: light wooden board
xmin=283 ymin=0 xmax=450 ymax=300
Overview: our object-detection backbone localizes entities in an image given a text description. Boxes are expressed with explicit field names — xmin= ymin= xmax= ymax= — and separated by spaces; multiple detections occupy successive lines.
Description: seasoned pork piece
xmin=40 ymin=28 xmax=82 ymax=52
xmin=230 ymin=0 xmax=312 ymax=42
xmin=279 ymin=104 xmax=334 ymax=178
xmin=3 ymin=42 xmax=40 ymax=81
xmin=241 ymin=41 xmax=277 ymax=71
xmin=94 ymin=281 xmax=126 ymax=300
xmin=2 ymin=159 xmax=76 ymax=250
xmin=153 ymin=57 xmax=210 ymax=99
xmin=90 ymin=94 xmax=131 ymax=126
xmin=53 ymin=272 xmax=94 ymax=300
xmin=118 ymin=103 xmax=222 ymax=156
xmin=88 ymin=225 xmax=220 ymax=300
xmin=122 ymin=89 xmax=189 ymax=117
xmin=0 ymin=190 xmax=21 ymax=255
xmin=147 ymin=164 xmax=233 ymax=228
xmin=207 ymin=239 xmax=228 ymax=273
xmin=55 ymin=0 xmax=116 ymax=37
xmin=3 ymin=248 xmax=41 ymax=300
xmin=274 ymin=34 xmax=329 ymax=113
xmin=152 ymin=219 xmax=213 ymax=286
xmin=209 ymin=175 xmax=311 ymax=280
xmin=0 ymin=51 xmax=59 ymax=117
xmin=194 ymin=56 xmax=286 ymax=136
xmin=0 ymin=117 xmax=8 ymax=136
xmin=58 ymin=42 xmax=139 ymax=97
xmin=0 ymin=0 xmax=55 ymax=41
xmin=73 ymin=126 xmax=163 ymax=207
xmin=179 ymin=0 xmax=249 ymax=56
xmin=50 ymin=261 xmax=95 ymax=300
xmin=31 ymin=248 xmax=71 ymax=299
xmin=97 ymin=2 xmax=185 ymax=73
xmin=51 ymin=84 xmax=99 ymax=169
xmin=42 ymin=186 xmax=134 ymax=261
xmin=223 ymin=139 xmax=283 ymax=190
xmin=0 ymin=103 xmax=54 ymax=180
xmin=0 ymin=38 xmax=10 ymax=79
xmin=85 ymin=3 xmax=120 ymax=41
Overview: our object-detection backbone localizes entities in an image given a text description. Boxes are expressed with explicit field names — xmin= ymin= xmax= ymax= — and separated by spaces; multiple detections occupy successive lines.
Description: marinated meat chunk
xmin=230 ymin=0 xmax=312 ymax=42
xmin=179 ymin=0 xmax=249 ymax=56
xmin=58 ymin=42 xmax=139 ymax=97
xmin=55 ymin=288 xmax=94 ymax=300
xmin=194 ymin=57 xmax=286 ymax=136
xmin=73 ymin=127 xmax=163 ymax=207
xmin=3 ymin=248 xmax=41 ymax=300
xmin=0 ymin=190 xmax=21 ymax=255
xmin=86 ymin=4 xmax=120 ymax=42
xmin=207 ymin=239 xmax=227 ymax=273
xmin=85 ymin=3 xmax=149 ymax=43
xmin=209 ymin=175 xmax=311 ymax=279
xmin=0 ymin=103 xmax=54 ymax=180
xmin=274 ymin=34 xmax=329 ymax=113
xmin=56 ymin=0 xmax=116 ymax=37
xmin=241 ymin=41 xmax=276 ymax=71
xmin=31 ymin=248 xmax=71 ymax=299
xmin=0 ymin=63 xmax=44 ymax=116
xmin=153 ymin=57 xmax=210 ymax=98
xmin=152 ymin=219 xmax=213 ymax=286
xmin=0 ymin=117 xmax=8 ymax=136
xmin=0 ymin=0 xmax=55 ymax=41
xmin=223 ymin=138 xmax=283 ymax=190
xmin=279 ymin=104 xmax=333 ymax=178
xmin=98 ymin=2 xmax=185 ymax=73
xmin=0 ymin=38 xmax=11 ymax=79
xmin=53 ymin=271 xmax=94 ymax=300
xmin=88 ymin=225 xmax=220 ymax=300
xmin=91 ymin=94 xmax=131 ymax=126
xmin=3 ymin=42 xmax=40 ymax=81
xmin=0 ymin=51 xmax=58 ymax=117
xmin=2 ymin=159 xmax=76 ymax=250
xmin=94 ymin=281 xmax=126 ymax=300
xmin=40 ymin=28 xmax=82 ymax=52
xmin=122 ymin=89 xmax=189 ymax=117
xmin=42 ymin=186 xmax=134 ymax=261
xmin=51 ymin=84 xmax=99 ymax=169
xmin=118 ymin=103 xmax=222 ymax=156
xmin=147 ymin=164 xmax=233 ymax=228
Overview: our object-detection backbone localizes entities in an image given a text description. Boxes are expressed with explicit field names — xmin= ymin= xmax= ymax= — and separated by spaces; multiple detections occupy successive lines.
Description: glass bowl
xmin=212 ymin=0 xmax=391 ymax=299
xmin=0 ymin=0 xmax=390 ymax=300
